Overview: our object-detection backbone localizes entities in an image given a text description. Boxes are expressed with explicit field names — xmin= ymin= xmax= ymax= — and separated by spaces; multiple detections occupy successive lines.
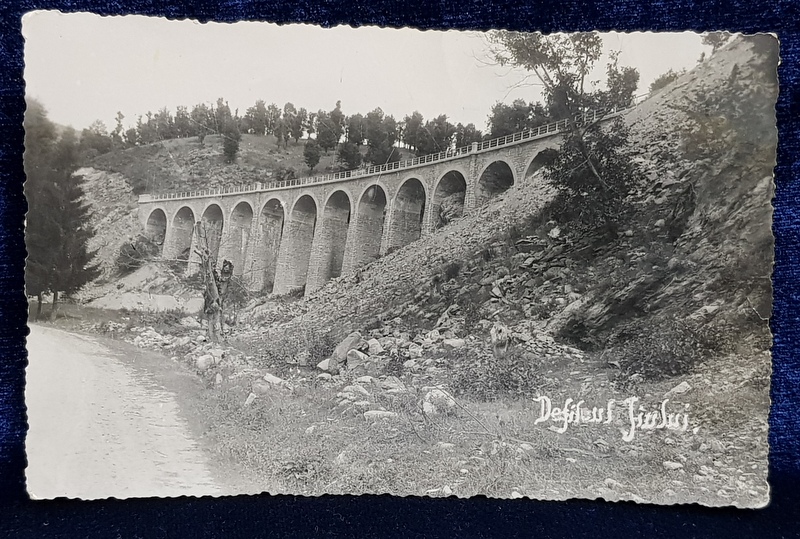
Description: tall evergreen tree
xmin=24 ymin=99 xmax=100 ymax=319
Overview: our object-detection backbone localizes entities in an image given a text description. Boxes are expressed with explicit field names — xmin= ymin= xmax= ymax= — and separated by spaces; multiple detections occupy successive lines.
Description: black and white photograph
xmin=22 ymin=12 xmax=776 ymax=507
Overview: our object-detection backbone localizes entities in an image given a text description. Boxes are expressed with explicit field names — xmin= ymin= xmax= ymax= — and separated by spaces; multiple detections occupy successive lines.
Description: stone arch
xmin=145 ymin=208 xmax=167 ymax=254
xmin=199 ymin=203 xmax=224 ymax=264
xmin=387 ymin=177 xmax=426 ymax=252
xmin=253 ymin=198 xmax=285 ymax=293
xmin=476 ymin=159 xmax=515 ymax=205
xmin=283 ymin=195 xmax=318 ymax=292
xmin=224 ymin=201 xmax=254 ymax=278
xmin=432 ymin=170 xmax=467 ymax=230
xmin=523 ymin=148 xmax=557 ymax=181
xmin=168 ymin=206 xmax=195 ymax=265
xmin=314 ymin=190 xmax=352 ymax=286
xmin=349 ymin=184 xmax=387 ymax=269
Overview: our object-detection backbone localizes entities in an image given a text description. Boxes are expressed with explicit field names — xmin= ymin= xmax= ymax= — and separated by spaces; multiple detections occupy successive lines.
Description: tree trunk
xmin=36 ymin=292 xmax=43 ymax=321
xmin=49 ymin=290 xmax=59 ymax=321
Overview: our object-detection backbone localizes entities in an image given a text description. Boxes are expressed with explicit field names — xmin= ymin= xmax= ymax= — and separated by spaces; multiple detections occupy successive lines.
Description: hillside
xmin=88 ymin=133 xmax=415 ymax=195
xmin=70 ymin=35 xmax=776 ymax=507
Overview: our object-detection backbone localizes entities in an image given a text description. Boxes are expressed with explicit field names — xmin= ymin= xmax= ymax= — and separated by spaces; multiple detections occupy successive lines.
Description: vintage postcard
xmin=23 ymin=11 xmax=775 ymax=507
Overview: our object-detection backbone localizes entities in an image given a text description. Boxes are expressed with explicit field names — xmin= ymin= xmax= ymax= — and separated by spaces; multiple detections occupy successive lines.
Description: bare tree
xmin=194 ymin=222 xmax=234 ymax=343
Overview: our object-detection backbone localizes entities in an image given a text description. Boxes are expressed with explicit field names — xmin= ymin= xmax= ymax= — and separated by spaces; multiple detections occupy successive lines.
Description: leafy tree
xmin=703 ymin=32 xmax=731 ymax=53
xmin=24 ymin=100 xmax=100 ymax=319
xmin=401 ymin=111 xmax=424 ymax=152
xmin=487 ymin=99 xmax=550 ymax=138
xmin=265 ymin=103 xmax=281 ymax=135
xmin=190 ymin=103 xmax=214 ymax=139
xmin=337 ymin=141 xmax=362 ymax=169
xmin=416 ymin=114 xmax=456 ymax=155
xmin=454 ymin=122 xmax=483 ymax=147
xmin=304 ymin=111 xmax=317 ymax=140
xmin=346 ymin=113 xmax=366 ymax=146
xmin=489 ymin=31 xmax=641 ymax=233
xmin=174 ymin=105 xmax=192 ymax=138
xmin=649 ymin=68 xmax=684 ymax=94
xmin=124 ymin=127 xmax=139 ymax=147
xmin=154 ymin=107 xmax=176 ymax=140
xmin=330 ymin=100 xmax=346 ymax=142
xmin=213 ymin=98 xmax=233 ymax=133
xmin=221 ymin=116 xmax=242 ymax=163
xmin=79 ymin=120 xmax=114 ymax=159
xmin=364 ymin=108 xmax=401 ymax=164
xmin=315 ymin=110 xmax=339 ymax=154
xmin=595 ymin=52 xmax=640 ymax=110
xmin=291 ymin=107 xmax=307 ymax=143
xmin=111 ymin=111 xmax=125 ymax=148
xmin=136 ymin=112 xmax=159 ymax=145
xmin=304 ymin=139 xmax=322 ymax=172
xmin=243 ymin=100 xmax=268 ymax=135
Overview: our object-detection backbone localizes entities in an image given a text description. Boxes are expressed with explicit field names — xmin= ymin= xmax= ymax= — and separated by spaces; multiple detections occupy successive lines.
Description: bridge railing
xmin=138 ymin=102 xmax=637 ymax=204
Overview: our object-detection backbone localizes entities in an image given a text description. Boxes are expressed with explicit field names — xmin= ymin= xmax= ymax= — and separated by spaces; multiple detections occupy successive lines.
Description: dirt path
xmin=25 ymin=324 xmax=223 ymax=500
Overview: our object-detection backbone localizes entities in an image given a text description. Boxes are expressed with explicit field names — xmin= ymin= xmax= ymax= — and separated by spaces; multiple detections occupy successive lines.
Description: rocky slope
xmin=234 ymin=36 xmax=775 ymax=383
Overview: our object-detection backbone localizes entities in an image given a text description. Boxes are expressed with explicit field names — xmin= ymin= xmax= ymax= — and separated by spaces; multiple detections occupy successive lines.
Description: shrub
xmin=610 ymin=317 xmax=724 ymax=383
xmin=450 ymin=346 xmax=549 ymax=401
xmin=115 ymin=234 xmax=161 ymax=276
xmin=443 ymin=261 xmax=462 ymax=281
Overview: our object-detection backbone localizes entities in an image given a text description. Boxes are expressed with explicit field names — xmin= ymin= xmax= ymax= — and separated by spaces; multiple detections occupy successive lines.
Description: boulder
xmin=665 ymin=381 xmax=692 ymax=398
xmin=195 ymin=354 xmax=214 ymax=372
xmin=442 ymin=338 xmax=466 ymax=350
xmin=366 ymin=338 xmax=384 ymax=355
xmin=346 ymin=349 xmax=370 ymax=371
xmin=263 ymin=373 xmax=287 ymax=386
xmin=180 ymin=316 xmax=202 ymax=329
xmin=408 ymin=343 xmax=424 ymax=359
xmin=317 ymin=358 xmax=334 ymax=372
xmin=334 ymin=331 xmax=363 ymax=361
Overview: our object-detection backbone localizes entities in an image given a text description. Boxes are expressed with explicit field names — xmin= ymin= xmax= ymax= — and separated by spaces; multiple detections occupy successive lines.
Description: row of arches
xmin=145 ymin=155 xmax=551 ymax=294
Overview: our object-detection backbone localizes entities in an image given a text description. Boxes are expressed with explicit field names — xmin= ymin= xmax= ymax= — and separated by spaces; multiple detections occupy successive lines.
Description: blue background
xmin=1 ymin=2 xmax=798 ymax=537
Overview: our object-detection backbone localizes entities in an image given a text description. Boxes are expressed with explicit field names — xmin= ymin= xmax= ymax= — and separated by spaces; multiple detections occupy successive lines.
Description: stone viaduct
xmin=137 ymin=109 xmax=624 ymax=296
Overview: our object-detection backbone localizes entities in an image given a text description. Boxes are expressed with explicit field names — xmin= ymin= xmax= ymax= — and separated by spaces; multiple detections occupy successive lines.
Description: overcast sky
xmin=23 ymin=11 xmax=713 ymax=133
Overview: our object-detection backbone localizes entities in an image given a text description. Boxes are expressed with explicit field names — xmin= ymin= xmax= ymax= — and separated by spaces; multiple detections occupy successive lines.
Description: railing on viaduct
xmin=138 ymin=104 xmax=634 ymax=204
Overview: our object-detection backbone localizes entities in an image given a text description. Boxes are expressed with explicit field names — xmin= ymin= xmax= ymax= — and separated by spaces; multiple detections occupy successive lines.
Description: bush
xmin=115 ymin=234 xmax=161 ymax=276
xmin=610 ymin=318 xmax=725 ymax=383
xmin=450 ymin=346 xmax=549 ymax=401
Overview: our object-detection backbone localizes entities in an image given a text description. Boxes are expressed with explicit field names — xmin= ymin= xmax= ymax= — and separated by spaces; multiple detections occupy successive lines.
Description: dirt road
xmin=25 ymin=324 xmax=221 ymax=500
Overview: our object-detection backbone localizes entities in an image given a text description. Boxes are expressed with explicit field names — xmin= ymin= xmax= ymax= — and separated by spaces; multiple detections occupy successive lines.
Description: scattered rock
xmin=317 ymin=373 xmax=332 ymax=381
xmin=366 ymin=338 xmax=384 ymax=355
xmin=180 ymin=316 xmax=202 ymax=329
xmin=243 ymin=392 xmax=257 ymax=407
xmin=346 ymin=349 xmax=370 ymax=370
xmin=665 ymin=381 xmax=692 ymax=397
xmin=442 ymin=338 xmax=466 ymax=349
xmin=442 ymin=485 xmax=453 ymax=496
xmin=195 ymin=354 xmax=214 ymax=372
xmin=663 ymin=461 xmax=684 ymax=471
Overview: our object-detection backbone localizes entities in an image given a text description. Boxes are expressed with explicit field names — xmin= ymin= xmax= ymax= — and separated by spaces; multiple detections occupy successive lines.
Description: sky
xmin=22 ymin=11 xmax=714 ymax=133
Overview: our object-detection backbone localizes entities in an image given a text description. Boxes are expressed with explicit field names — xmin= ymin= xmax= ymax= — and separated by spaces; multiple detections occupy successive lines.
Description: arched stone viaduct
xmin=138 ymin=110 xmax=625 ymax=296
